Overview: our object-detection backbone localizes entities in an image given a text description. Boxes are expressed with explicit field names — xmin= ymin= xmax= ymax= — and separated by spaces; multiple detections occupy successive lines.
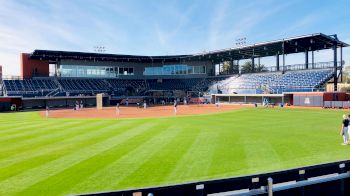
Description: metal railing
xmin=263 ymin=61 xmax=341 ymax=73
xmin=1 ymin=75 xmax=22 ymax=80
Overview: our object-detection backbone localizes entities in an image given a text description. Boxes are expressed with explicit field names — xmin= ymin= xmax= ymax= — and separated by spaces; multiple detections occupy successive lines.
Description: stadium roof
xmin=30 ymin=33 xmax=348 ymax=64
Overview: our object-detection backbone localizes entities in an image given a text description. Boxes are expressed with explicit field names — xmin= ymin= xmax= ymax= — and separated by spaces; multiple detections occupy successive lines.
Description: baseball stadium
xmin=1 ymin=1 xmax=350 ymax=195
xmin=0 ymin=32 xmax=350 ymax=196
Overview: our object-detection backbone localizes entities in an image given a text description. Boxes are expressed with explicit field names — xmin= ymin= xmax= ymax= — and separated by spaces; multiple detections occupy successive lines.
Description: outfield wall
xmin=78 ymin=160 xmax=350 ymax=196
xmin=292 ymin=92 xmax=349 ymax=107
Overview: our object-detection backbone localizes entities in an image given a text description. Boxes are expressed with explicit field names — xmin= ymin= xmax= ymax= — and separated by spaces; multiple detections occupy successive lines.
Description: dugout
xmin=21 ymin=95 xmax=110 ymax=110
xmin=0 ymin=97 xmax=22 ymax=111
xmin=212 ymin=94 xmax=289 ymax=105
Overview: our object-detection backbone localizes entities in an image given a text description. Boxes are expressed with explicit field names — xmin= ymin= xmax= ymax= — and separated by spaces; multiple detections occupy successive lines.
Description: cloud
xmin=0 ymin=1 xmax=99 ymax=75
xmin=207 ymin=1 xmax=293 ymax=50
xmin=0 ymin=0 xmax=349 ymax=76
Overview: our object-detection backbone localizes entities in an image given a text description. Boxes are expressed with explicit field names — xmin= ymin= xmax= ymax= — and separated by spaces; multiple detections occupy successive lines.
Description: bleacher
xmin=147 ymin=79 xmax=199 ymax=91
xmin=3 ymin=79 xmax=58 ymax=97
xmin=58 ymin=79 xmax=110 ymax=95
xmin=106 ymin=79 xmax=147 ymax=96
xmin=211 ymin=69 xmax=333 ymax=94
xmin=0 ymin=69 xmax=334 ymax=97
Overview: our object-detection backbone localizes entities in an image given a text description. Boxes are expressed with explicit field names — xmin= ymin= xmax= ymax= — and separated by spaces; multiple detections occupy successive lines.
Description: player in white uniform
xmin=45 ymin=106 xmax=49 ymax=118
xmin=116 ymin=103 xmax=120 ymax=116
xmin=174 ymin=100 xmax=178 ymax=114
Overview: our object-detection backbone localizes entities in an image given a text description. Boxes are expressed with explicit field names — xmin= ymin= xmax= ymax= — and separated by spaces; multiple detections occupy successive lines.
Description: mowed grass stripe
xmin=1 ymin=109 xmax=350 ymax=195
xmin=20 ymin=121 xmax=173 ymax=196
xmin=0 ymin=122 xmax=157 ymax=195
xmin=0 ymin=120 xmax=133 ymax=166
xmin=205 ymin=122 xmax=247 ymax=179
xmin=164 ymin=127 xmax=219 ymax=184
xmin=112 ymin=126 xmax=201 ymax=189
xmin=0 ymin=120 xmax=115 ymax=160
xmin=0 ymin=120 xmax=61 ymax=138
xmin=69 ymin=124 xmax=180 ymax=194
xmin=0 ymin=114 xmax=67 ymax=134
xmin=0 ymin=121 xmax=81 ymax=144
xmin=0 ymin=112 xmax=39 ymax=123
xmin=0 ymin=120 xmax=137 ymax=179
xmin=0 ymin=121 xmax=43 ymax=133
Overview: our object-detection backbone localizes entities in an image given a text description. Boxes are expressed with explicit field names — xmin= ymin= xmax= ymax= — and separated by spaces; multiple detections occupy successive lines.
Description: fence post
xmin=251 ymin=177 xmax=260 ymax=190
xmin=196 ymin=184 xmax=205 ymax=196
xmin=267 ymin=177 xmax=273 ymax=196
xmin=339 ymin=163 xmax=345 ymax=195
xmin=298 ymin=169 xmax=305 ymax=196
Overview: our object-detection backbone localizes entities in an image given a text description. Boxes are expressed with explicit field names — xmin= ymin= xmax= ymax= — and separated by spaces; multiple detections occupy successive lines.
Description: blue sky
xmin=0 ymin=0 xmax=350 ymax=75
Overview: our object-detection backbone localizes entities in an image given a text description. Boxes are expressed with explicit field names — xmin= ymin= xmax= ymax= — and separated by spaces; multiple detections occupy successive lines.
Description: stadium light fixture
xmin=235 ymin=37 xmax=247 ymax=47
xmin=93 ymin=46 xmax=106 ymax=53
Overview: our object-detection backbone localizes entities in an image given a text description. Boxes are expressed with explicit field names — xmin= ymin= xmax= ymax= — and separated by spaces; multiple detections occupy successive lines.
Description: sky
xmin=0 ymin=0 xmax=350 ymax=75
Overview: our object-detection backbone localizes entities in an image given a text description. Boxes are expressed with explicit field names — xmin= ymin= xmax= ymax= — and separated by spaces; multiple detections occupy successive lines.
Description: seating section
xmin=3 ymin=79 xmax=58 ymax=97
xmin=1 ymin=69 xmax=333 ymax=97
xmin=148 ymin=79 xmax=198 ymax=91
xmin=106 ymin=79 xmax=147 ymax=96
xmin=58 ymin=79 xmax=110 ymax=94
xmin=212 ymin=69 xmax=333 ymax=94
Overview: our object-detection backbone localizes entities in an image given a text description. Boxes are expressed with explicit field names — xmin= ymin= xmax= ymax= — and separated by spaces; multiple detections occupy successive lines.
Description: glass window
xmin=60 ymin=65 xmax=133 ymax=78
xmin=143 ymin=64 xmax=206 ymax=76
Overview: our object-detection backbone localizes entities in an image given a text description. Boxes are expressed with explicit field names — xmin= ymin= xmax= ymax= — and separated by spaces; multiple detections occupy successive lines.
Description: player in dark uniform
xmin=340 ymin=114 xmax=349 ymax=145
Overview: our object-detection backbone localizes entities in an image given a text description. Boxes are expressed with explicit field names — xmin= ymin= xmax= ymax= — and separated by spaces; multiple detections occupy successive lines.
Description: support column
xmin=218 ymin=63 xmax=221 ymax=75
xmin=282 ymin=42 xmax=285 ymax=72
xmin=283 ymin=54 xmax=285 ymax=72
xmin=238 ymin=60 xmax=240 ymax=74
xmin=305 ymin=50 xmax=309 ymax=69
xmin=334 ymin=45 xmax=338 ymax=91
xmin=231 ymin=59 xmax=234 ymax=74
xmin=340 ymin=47 xmax=343 ymax=82
xmin=312 ymin=50 xmax=314 ymax=69
xmin=251 ymin=58 xmax=255 ymax=73
xmin=276 ymin=54 xmax=280 ymax=71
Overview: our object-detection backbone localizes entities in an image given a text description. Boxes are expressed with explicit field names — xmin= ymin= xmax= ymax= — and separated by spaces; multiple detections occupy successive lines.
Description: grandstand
xmin=210 ymin=68 xmax=334 ymax=94
xmin=0 ymin=33 xmax=348 ymax=109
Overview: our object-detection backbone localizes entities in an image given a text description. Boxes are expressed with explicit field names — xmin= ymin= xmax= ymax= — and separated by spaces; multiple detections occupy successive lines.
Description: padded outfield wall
xmin=292 ymin=92 xmax=350 ymax=107
xmin=211 ymin=94 xmax=288 ymax=105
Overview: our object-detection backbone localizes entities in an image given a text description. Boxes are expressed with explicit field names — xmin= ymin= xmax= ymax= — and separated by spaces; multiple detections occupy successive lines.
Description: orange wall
xmin=20 ymin=53 xmax=49 ymax=79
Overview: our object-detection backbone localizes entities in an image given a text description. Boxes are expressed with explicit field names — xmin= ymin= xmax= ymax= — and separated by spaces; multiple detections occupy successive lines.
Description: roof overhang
xmin=29 ymin=33 xmax=348 ymax=64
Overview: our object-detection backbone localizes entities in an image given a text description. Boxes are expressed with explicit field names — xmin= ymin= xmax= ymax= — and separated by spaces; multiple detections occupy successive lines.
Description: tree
xmin=240 ymin=61 xmax=252 ymax=74
xmin=240 ymin=61 xmax=267 ymax=74
xmin=256 ymin=64 xmax=268 ymax=73
xmin=342 ymin=64 xmax=350 ymax=83
xmin=222 ymin=61 xmax=231 ymax=74
xmin=219 ymin=61 xmax=240 ymax=74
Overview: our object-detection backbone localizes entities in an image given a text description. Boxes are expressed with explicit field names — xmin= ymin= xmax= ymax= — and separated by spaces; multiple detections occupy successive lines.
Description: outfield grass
xmin=0 ymin=108 xmax=350 ymax=195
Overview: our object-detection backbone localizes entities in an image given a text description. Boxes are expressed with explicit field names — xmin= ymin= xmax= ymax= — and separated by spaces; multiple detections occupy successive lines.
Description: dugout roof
xmin=30 ymin=33 xmax=348 ymax=64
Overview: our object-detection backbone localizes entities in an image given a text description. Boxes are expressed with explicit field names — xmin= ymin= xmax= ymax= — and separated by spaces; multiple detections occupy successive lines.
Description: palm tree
xmin=240 ymin=61 xmax=268 ymax=74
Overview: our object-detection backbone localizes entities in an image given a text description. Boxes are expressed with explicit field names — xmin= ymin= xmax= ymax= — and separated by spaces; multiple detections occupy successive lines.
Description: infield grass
xmin=0 ymin=108 xmax=349 ymax=195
